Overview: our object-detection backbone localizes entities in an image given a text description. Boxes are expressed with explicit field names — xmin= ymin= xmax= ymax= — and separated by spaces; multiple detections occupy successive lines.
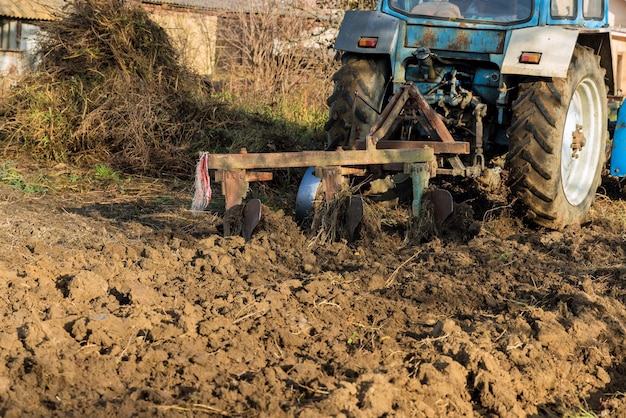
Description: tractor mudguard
xmin=501 ymin=26 xmax=578 ymax=78
xmin=334 ymin=10 xmax=400 ymax=55
xmin=611 ymin=101 xmax=626 ymax=177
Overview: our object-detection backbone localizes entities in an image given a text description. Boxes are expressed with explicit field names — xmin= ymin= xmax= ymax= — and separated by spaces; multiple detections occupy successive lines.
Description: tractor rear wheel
xmin=506 ymin=45 xmax=607 ymax=229
xmin=325 ymin=54 xmax=391 ymax=149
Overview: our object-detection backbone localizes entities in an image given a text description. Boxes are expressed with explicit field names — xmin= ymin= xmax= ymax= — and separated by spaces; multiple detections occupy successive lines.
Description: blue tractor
xmin=324 ymin=0 xmax=625 ymax=229
xmin=198 ymin=0 xmax=626 ymax=238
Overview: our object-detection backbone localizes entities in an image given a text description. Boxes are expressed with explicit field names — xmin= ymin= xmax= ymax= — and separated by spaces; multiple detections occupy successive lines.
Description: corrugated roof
xmin=143 ymin=0 xmax=222 ymax=8
xmin=0 ymin=0 xmax=67 ymax=21
xmin=141 ymin=0 xmax=282 ymax=13
xmin=0 ymin=0 xmax=313 ymax=21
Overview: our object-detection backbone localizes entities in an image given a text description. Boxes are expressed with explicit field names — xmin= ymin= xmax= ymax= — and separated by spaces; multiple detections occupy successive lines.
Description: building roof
xmin=143 ymin=0 xmax=224 ymax=9
xmin=141 ymin=0 xmax=285 ymax=13
xmin=0 ymin=0 xmax=317 ymax=21
xmin=0 ymin=0 xmax=67 ymax=21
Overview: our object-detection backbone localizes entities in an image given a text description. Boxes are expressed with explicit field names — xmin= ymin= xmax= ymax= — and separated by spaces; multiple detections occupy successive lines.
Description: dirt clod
xmin=1 ymin=178 xmax=625 ymax=417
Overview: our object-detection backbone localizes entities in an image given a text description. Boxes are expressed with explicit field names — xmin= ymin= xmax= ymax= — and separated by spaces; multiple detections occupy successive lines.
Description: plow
xmin=193 ymin=83 xmax=478 ymax=239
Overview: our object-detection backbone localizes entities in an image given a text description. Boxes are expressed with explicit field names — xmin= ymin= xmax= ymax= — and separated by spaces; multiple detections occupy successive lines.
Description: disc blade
xmin=295 ymin=167 xmax=321 ymax=223
xmin=243 ymin=199 xmax=262 ymax=241
xmin=347 ymin=196 xmax=364 ymax=240
xmin=431 ymin=189 xmax=453 ymax=226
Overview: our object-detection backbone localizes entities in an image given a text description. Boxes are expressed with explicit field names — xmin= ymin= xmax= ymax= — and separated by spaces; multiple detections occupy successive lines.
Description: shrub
xmin=0 ymin=0 xmax=217 ymax=175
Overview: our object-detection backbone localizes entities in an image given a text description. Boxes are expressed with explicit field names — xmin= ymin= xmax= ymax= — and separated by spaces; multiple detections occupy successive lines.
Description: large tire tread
xmin=325 ymin=54 xmax=390 ymax=149
xmin=531 ymin=94 xmax=557 ymax=127
xmin=506 ymin=45 xmax=607 ymax=229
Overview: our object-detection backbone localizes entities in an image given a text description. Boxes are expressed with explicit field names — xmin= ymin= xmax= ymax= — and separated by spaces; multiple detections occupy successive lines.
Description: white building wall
xmin=147 ymin=10 xmax=217 ymax=76
xmin=0 ymin=22 xmax=42 ymax=93
xmin=609 ymin=0 xmax=626 ymax=27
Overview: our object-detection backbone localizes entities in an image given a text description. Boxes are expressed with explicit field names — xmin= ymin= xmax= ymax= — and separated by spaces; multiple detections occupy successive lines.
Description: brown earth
xmin=1 ymin=162 xmax=626 ymax=417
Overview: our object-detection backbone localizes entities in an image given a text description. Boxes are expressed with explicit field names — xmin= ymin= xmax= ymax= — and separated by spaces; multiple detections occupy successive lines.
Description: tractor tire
xmin=506 ymin=45 xmax=607 ymax=229
xmin=325 ymin=54 xmax=391 ymax=150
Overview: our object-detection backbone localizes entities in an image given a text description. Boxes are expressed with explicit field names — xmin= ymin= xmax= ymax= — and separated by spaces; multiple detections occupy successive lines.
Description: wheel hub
xmin=570 ymin=124 xmax=586 ymax=158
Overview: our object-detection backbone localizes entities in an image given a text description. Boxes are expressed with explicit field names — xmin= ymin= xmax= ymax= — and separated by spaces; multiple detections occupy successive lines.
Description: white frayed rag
xmin=191 ymin=151 xmax=212 ymax=212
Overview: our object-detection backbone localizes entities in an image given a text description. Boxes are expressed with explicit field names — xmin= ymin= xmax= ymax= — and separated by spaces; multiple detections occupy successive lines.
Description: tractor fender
xmin=610 ymin=100 xmax=626 ymax=177
xmin=501 ymin=26 xmax=579 ymax=78
xmin=334 ymin=10 xmax=400 ymax=55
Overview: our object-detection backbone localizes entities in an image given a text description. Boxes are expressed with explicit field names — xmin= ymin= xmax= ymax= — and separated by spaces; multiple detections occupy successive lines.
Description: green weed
xmin=0 ymin=161 xmax=46 ymax=193
xmin=497 ymin=252 xmax=511 ymax=263
xmin=564 ymin=405 xmax=598 ymax=418
xmin=94 ymin=163 xmax=120 ymax=182
xmin=347 ymin=330 xmax=360 ymax=346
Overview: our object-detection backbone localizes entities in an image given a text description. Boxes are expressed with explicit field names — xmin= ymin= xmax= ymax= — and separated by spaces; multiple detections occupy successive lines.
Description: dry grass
xmin=310 ymin=185 xmax=355 ymax=244
xmin=0 ymin=0 xmax=220 ymax=175
xmin=309 ymin=182 xmax=384 ymax=244
xmin=215 ymin=0 xmax=337 ymax=122
xmin=0 ymin=0 xmax=336 ymax=180
xmin=406 ymin=191 xmax=438 ymax=243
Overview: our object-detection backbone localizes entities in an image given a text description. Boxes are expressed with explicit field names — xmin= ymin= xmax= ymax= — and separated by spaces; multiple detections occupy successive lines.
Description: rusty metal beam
xmin=208 ymin=146 xmax=435 ymax=171
xmin=215 ymin=170 xmax=273 ymax=182
xmin=367 ymin=83 xmax=456 ymax=144
xmin=368 ymin=86 xmax=412 ymax=143
xmin=407 ymin=84 xmax=456 ymax=143
xmin=356 ymin=140 xmax=469 ymax=154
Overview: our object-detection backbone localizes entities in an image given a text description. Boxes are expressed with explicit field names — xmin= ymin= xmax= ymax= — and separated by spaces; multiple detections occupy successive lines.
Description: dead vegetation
xmin=308 ymin=178 xmax=391 ymax=245
xmin=0 ymin=0 xmax=338 ymax=177
xmin=0 ymin=0 xmax=224 ymax=175
xmin=215 ymin=0 xmax=338 ymax=122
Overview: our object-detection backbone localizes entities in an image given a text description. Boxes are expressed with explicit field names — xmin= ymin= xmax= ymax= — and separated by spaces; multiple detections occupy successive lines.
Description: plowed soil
xmin=1 ymin=163 xmax=626 ymax=417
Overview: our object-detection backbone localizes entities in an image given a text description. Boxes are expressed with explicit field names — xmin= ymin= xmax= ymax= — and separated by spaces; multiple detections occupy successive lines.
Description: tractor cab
xmin=392 ymin=0 xmax=533 ymax=23
xmin=385 ymin=0 xmax=608 ymax=28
